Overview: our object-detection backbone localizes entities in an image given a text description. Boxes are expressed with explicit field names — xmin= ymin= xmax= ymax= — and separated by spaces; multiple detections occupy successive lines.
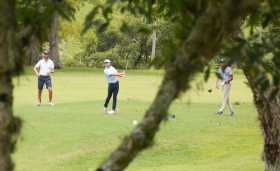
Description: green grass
xmin=13 ymin=68 xmax=263 ymax=171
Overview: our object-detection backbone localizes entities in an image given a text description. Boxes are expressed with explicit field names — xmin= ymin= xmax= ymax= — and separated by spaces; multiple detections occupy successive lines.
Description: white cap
xmin=104 ymin=59 xmax=111 ymax=63
xmin=43 ymin=50 xmax=49 ymax=54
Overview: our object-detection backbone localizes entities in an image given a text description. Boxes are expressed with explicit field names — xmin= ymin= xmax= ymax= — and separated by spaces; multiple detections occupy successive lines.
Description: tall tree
xmin=0 ymin=0 xmax=22 ymax=171
xmin=49 ymin=0 xmax=62 ymax=68
xmin=234 ymin=28 xmax=280 ymax=171
xmin=222 ymin=1 xmax=280 ymax=169
xmin=16 ymin=0 xmax=75 ymax=66
xmin=0 ymin=0 xmax=75 ymax=170
xmin=84 ymin=0 xmax=259 ymax=170
xmin=151 ymin=28 xmax=157 ymax=60
xmin=243 ymin=63 xmax=280 ymax=171
xmin=16 ymin=0 xmax=46 ymax=65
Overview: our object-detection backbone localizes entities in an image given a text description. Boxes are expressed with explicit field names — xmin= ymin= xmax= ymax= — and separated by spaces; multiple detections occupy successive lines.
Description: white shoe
xmin=107 ymin=110 xmax=115 ymax=115
xmin=104 ymin=107 xmax=108 ymax=113
xmin=49 ymin=102 xmax=54 ymax=106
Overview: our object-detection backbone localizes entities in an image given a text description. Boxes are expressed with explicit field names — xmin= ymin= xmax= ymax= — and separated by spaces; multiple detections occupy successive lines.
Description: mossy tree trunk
xmin=26 ymin=33 xmax=41 ymax=65
xmin=243 ymin=65 xmax=280 ymax=171
xmin=0 ymin=1 xmax=22 ymax=171
xmin=49 ymin=6 xmax=62 ymax=69
xmin=96 ymin=0 xmax=259 ymax=171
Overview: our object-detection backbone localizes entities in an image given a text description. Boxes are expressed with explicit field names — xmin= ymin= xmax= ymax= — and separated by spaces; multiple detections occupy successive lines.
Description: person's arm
xmin=225 ymin=75 xmax=233 ymax=84
xmin=49 ymin=67 xmax=54 ymax=73
xmin=48 ymin=61 xmax=55 ymax=75
xmin=111 ymin=67 xmax=125 ymax=77
xmin=33 ymin=61 xmax=40 ymax=76
xmin=225 ymin=67 xmax=233 ymax=84
xmin=111 ymin=71 xmax=125 ymax=77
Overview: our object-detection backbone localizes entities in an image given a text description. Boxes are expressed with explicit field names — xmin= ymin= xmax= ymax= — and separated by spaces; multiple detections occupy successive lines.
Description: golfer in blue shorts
xmin=33 ymin=50 xmax=55 ymax=106
xmin=103 ymin=59 xmax=125 ymax=114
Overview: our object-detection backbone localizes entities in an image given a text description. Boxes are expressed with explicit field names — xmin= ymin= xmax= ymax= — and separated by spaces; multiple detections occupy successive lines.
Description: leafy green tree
xmin=16 ymin=0 xmax=75 ymax=66
xmin=222 ymin=1 xmax=280 ymax=169
xmin=0 ymin=1 xmax=75 ymax=170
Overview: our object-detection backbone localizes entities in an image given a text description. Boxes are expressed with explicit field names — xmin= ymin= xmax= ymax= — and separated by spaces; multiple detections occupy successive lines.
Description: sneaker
xmin=49 ymin=102 xmax=54 ymax=106
xmin=107 ymin=110 xmax=116 ymax=115
xmin=37 ymin=102 xmax=41 ymax=107
xmin=104 ymin=107 xmax=108 ymax=113
xmin=215 ymin=111 xmax=223 ymax=115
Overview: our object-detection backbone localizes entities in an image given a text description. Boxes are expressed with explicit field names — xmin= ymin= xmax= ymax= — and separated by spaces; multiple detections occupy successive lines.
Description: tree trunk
xmin=151 ymin=29 xmax=157 ymax=60
xmin=243 ymin=66 xmax=280 ymax=171
xmin=96 ymin=1 xmax=259 ymax=171
xmin=0 ymin=1 xmax=22 ymax=171
xmin=25 ymin=33 xmax=41 ymax=65
xmin=49 ymin=10 xmax=62 ymax=68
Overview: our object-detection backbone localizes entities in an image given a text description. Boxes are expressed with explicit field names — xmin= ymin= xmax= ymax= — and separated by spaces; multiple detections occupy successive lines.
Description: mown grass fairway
xmin=13 ymin=69 xmax=263 ymax=171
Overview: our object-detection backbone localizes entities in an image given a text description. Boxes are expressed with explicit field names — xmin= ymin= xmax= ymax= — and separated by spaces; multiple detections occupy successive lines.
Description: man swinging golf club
xmin=33 ymin=50 xmax=55 ymax=106
xmin=103 ymin=59 xmax=125 ymax=114
xmin=215 ymin=59 xmax=235 ymax=116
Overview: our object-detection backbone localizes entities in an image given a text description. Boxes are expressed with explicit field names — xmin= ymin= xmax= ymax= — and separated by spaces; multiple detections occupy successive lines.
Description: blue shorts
xmin=38 ymin=75 xmax=52 ymax=90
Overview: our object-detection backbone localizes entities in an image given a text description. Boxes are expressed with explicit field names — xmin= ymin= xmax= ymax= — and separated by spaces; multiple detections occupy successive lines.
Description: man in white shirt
xmin=215 ymin=59 xmax=234 ymax=116
xmin=103 ymin=59 xmax=125 ymax=114
xmin=33 ymin=50 xmax=55 ymax=106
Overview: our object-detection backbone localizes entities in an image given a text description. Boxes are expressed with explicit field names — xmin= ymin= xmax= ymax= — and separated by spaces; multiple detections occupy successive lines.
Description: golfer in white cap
xmin=215 ymin=59 xmax=234 ymax=116
xmin=103 ymin=59 xmax=125 ymax=114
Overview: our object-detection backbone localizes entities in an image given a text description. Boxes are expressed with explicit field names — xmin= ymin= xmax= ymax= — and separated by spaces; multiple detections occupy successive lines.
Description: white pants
xmin=219 ymin=83 xmax=234 ymax=113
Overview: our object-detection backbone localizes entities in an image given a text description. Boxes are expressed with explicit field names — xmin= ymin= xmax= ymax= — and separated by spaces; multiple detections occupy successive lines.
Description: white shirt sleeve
xmin=50 ymin=61 xmax=55 ymax=70
xmin=111 ymin=67 xmax=117 ymax=74
xmin=34 ymin=60 xmax=41 ymax=68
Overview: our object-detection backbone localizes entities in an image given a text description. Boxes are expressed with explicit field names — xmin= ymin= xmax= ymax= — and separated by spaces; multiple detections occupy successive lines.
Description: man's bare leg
xmin=48 ymin=88 xmax=54 ymax=106
xmin=38 ymin=89 xmax=42 ymax=106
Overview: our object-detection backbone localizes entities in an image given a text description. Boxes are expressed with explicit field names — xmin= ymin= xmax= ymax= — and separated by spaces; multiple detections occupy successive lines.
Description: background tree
xmin=222 ymin=3 xmax=280 ymax=169
xmin=214 ymin=1 xmax=280 ymax=170
xmin=0 ymin=1 xmax=75 ymax=170
xmin=16 ymin=0 xmax=75 ymax=66
xmin=49 ymin=0 xmax=62 ymax=68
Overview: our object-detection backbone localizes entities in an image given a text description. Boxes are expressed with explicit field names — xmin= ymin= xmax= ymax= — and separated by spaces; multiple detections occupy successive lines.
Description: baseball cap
xmin=104 ymin=59 xmax=111 ymax=63
xmin=43 ymin=50 xmax=49 ymax=55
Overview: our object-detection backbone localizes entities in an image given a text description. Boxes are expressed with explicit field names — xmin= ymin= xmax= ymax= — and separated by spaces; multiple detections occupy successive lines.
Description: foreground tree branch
xmin=96 ymin=1 xmax=259 ymax=171
xmin=0 ymin=1 xmax=22 ymax=171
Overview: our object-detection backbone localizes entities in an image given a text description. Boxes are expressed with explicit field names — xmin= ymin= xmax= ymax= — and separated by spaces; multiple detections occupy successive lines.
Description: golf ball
xmin=132 ymin=120 xmax=138 ymax=125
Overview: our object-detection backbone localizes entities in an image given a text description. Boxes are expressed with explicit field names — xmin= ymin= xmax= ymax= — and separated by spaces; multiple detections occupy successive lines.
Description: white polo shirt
xmin=35 ymin=59 xmax=54 ymax=76
xmin=219 ymin=66 xmax=233 ymax=83
xmin=104 ymin=66 xmax=118 ymax=83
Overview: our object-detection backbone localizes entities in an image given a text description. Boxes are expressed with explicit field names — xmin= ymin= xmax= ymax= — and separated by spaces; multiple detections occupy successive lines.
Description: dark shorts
xmin=38 ymin=75 xmax=52 ymax=90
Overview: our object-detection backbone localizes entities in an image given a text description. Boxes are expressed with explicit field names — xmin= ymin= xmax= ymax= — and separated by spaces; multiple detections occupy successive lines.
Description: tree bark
xmin=25 ymin=33 xmax=41 ymax=65
xmin=0 ymin=1 xmax=22 ymax=171
xmin=151 ymin=29 xmax=157 ymax=60
xmin=243 ymin=65 xmax=280 ymax=171
xmin=96 ymin=1 xmax=259 ymax=171
xmin=49 ymin=10 xmax=62 ymax=68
